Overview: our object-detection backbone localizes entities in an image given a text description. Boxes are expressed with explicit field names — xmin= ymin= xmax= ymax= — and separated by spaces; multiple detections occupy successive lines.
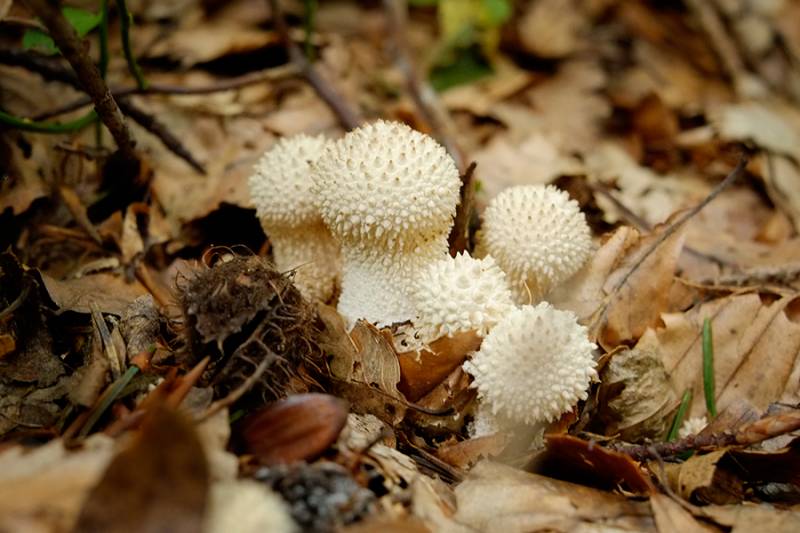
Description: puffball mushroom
xmin=464 ymin=302 xmax=597 ymax=426
xmin=412 ymin=252 xmax=515 ymax=340
xmin=249 ymin=134 xmax=341 ymax=302
xmin=478 ymin=184 xmax=593 ymax=304
xmin=312 ymin=120 xmax=461 ymax=327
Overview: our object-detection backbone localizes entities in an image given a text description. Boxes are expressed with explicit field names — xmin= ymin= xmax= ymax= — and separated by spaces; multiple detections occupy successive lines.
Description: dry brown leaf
xmin=39 ymin=272 xmax=149 ymax=316
xmin=453 ymin=460 xmax=656 ymax=532
xmin=436 ymin=433 xmax=509 ymax=470
xmin=532 ymin=434 xmax=656 ymax=495
xmin=711 ymin=100 xmax=800 ymax=159
xmin=471 ymin=131 xmax=583 ymax=201
xmin=664 ymin=450 xmax=744 ymax=505
xmin=74 ymin=405 xmax=209 ymax=533
xmin=650 ymin=292 xmax=800 ymax=418
xmin=599 ymin=216 xmax=687 ymax=348
xmin=650 ymin=494 xmax=718 ymax=533
xmin=0 ymin=435 xmax=115 ymax=532
xmin=517 ymin=0 xmax=586 ymax=58
xmin=548 ymin=226 xmax=639 ymax=324
xmin=0 ymin=136 xmax=48 ymax=216
xmin=524 ymin=60 xmax=610 ymax=153
xmin=595 ymin=345 xmax=677 ymax=441
xmin=585 ymin=143 xmax=709 ymax=226
xmin=147 ymin=24 xmax=281 ymax=66
xmin=701 ymin=504 xmax=800 ymax=533
xmin=397 ymin=330 xmax=481 ymax=402
xmin=317 ymin=307 xmax=407 ymax=424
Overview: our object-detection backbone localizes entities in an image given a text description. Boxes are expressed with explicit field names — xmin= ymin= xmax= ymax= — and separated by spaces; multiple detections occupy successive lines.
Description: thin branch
xmin=448 ymin=161 xmax=477 ymax=255
xmin=267 ymin=0 xmax=362 ymax=130
xmin=0 ymin=48 xmax=204 ymax=173
xmin=117 ymin=98 xmax=206 ymax=174
xmin=591 ymin=157 xmax=749 ymax=332
xmin=21 ymin=0 xmax=137 ymax=162
xmin=34 ymin=64 xmax=298 ymax=120
xmin=611 ymin=408 xmax=800 ymax=461
xmin=115 ymin=0 xmax=147 ymax=89
xmin=383 ymin=0 xmax=464 ymax=171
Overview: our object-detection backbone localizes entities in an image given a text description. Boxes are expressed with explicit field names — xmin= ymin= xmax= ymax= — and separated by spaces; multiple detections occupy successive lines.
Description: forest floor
xmin=3 ymin=0 xmax=800 ymax=531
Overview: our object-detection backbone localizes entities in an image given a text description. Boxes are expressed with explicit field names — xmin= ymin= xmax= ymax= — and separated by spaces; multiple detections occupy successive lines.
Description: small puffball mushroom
xmin=412 ymin=252 xmax=515 ymax=340
xmin=249 ymin=134 xmax=341 ymax=302
xmin=464 ymin=302 xmax=597 ymax=426
xmin=206 ymin=480 xmax=297 ymax=533
xmin=678 ymin=416 xmax=708 ymax=439
xmin=478 ymin=184 xmax=593 ymax=303
xmin=312 ymin=120 xmax=461 ymax=327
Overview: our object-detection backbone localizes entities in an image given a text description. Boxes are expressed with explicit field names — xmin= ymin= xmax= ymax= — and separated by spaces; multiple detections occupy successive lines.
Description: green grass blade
xmin=667 ymin=389 xmax=692 ymax=442
xmin=0 ymin=108 xmax=97 ymax=133
xmin=702 ymin=317 xmax=717 ymax=418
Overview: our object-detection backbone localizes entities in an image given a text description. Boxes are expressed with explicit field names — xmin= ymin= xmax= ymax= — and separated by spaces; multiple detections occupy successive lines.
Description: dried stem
xmin=34 ymin=64 xmax=298 ymax=120
xmin=21 ymin=0 xmax=137 ymax=162
xmin=591 ymin=157 xmax=748 ymax=333
xmin=383 ymin=0 xmax=465 ymax=171
xmin=611 ymin=408 xmax=800 ymax=461
xmin=267 ymin=0 xmax=362 ymax=130
xmin=0 ymin=48 xmax=204 ymax=173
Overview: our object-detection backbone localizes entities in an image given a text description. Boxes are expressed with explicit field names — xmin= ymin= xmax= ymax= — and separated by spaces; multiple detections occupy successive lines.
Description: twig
xmin=383 ymin=0 xmax=464 ymax=171
xmin=197 ymin=346 xmax=277 ymax=422
xmin=0 ymin=48 xmax=204 ymax=173
xmin=684 ymin=0 xmax=752 ymax=94
xmin=448 ymin=161 xmax=477 ymax=254
xmin=611 ymin=408 xmax=800 ymax=461
xmin=267 ymin=0 xmax=362 ymax=130
xmin=33 ymin=64 xmax=298 ymax=120
xmin=115 ymin=0 xmax=147 ymax=89
xmin=591 ymin=157 xmax=748 ymax=332
xmin=117 ymin=98 xmax=206 ymax=174
xmin=21 ymin=0 xmax=137 ymax=162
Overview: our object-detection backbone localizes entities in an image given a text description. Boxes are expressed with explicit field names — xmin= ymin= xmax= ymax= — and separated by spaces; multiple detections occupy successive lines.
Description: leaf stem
xmin=0 ymin=108 xmax=97 ymax=133
xmin=115 ymin=0 xmax=147 ymax=89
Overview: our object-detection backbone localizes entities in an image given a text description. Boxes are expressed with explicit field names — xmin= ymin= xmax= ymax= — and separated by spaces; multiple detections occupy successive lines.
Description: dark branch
xmin=21 ymin=0 xmax=137 ymax=162
xmin=267 ymin=0 xmax=363 ymax=130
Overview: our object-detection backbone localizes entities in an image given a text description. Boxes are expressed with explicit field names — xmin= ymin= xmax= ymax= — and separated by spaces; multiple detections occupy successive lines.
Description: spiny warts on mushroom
xmin=412 ymin=252 xmax=515 ymax=342
xmin=464 ymin=302 xmax=597 ymax=427
xmin=477 ymin=184 xmax=593 ymax=304
xmin=249 ymin=134 xmax=341 ymax=302
xmin=311 ymin=120 xmax=461 ymax=327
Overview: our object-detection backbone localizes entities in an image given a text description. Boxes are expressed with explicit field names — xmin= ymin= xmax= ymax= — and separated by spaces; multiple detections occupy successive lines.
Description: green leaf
xmin=481 ymin=0 xmax=511 ymax=25
xmin=23 ymin=7 xmax=102 ymax=56
xmin=429 ymin=46 xmax=493 ymax=91
xmin=666 ymin=389 xmax=692 ymax=442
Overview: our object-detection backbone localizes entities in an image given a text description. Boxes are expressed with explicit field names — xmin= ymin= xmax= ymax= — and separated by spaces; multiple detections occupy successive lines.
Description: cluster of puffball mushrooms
xmin=249 ymin=120 xmax=597 ymax=439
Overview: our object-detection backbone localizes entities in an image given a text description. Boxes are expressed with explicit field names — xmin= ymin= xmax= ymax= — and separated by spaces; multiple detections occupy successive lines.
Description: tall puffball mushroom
xmin=412 ymin=252 xmax=515 ymax=341
xmin=464 ymin=302 xmax=597 ymax=427
xmin=477 ymin=184 xmax=593 ymax=304
xmin=311 ymin=121 xmax=461 ymax=327
xmin=249 ymin=135 xmax=341 ymax=302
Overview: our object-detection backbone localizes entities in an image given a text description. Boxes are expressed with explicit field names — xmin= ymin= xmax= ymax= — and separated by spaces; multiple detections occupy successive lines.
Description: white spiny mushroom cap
xmin=249 ymin=134 xmax=329 ymax=229
xmin=678 ymin=416 xmax=708 ymax=439
xmin=311 ymin=120 xmax=461 ymax=250
xmin=478 ymin=185 xmax=593 ymax=303
xmin=464 ymin=303 xmax=597 ymax=426
xmin=206 ymin=480 xmax=297 ymax=533
xmin=413 ymin=252 xmax=515 ymax=339
xmin=248 ymin=134 xmax=341 ymax=302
